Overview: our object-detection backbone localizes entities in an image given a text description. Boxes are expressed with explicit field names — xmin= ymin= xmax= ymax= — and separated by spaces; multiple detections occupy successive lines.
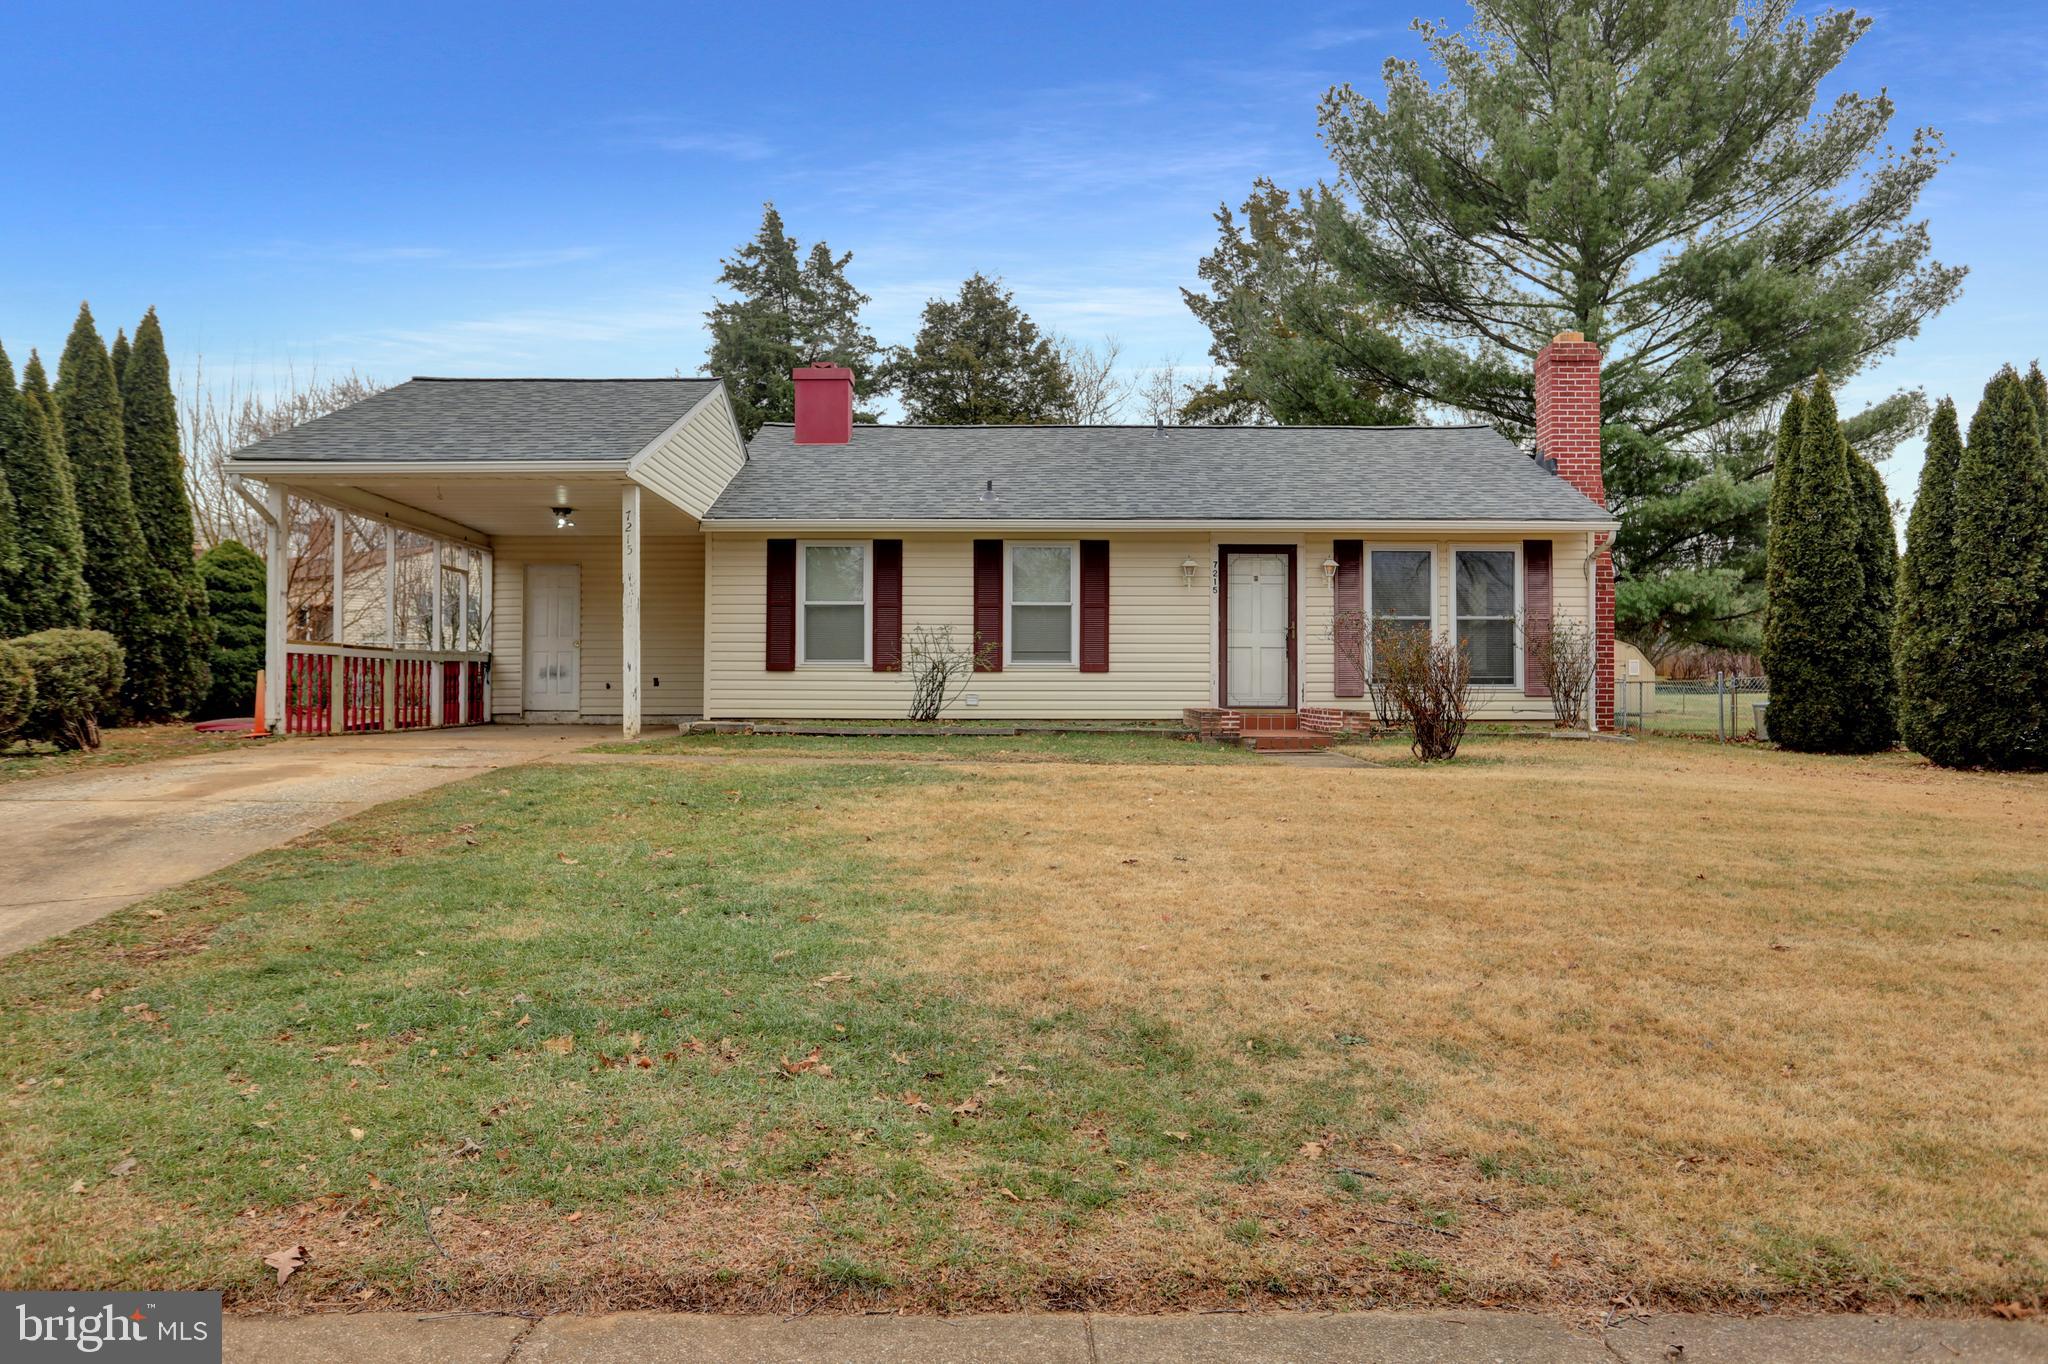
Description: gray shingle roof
xmin=706 ymin=423 xmax=1609 ymax=523
xmin=228 ymin=377 xmax=720 ymax=464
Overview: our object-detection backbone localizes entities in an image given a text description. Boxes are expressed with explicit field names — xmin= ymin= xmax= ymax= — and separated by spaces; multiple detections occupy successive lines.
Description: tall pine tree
xmin=1761 ymin=375 xmax=1865 ymax=751
xmin=55 ymin=303 xmax=160 ymax=719
xmin=1896 ymin=398 xmax=1964 ymax=762
xmin=1845 ymin=453 xmax=1900 ymax=750
xmin=0 ymin=345 xmax=90 ymax=631
xmin=705 ymin=205 xmax=879 ymax=439
xmin=1943 ymin=367 xmax=2048 ymax=768
xmin=120 ymin=308 xmax=211 ymax=713
xmin=0 ymin=430 xmax=19 ymax=639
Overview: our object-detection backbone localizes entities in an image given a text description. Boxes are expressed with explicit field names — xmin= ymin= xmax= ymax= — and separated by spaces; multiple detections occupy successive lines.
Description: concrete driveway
xmin=0 ymin=726 xmax=595 ymax=957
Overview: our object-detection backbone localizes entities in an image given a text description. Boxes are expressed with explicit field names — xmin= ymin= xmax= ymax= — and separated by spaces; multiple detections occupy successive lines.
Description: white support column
xmin=384 ymin=523 xmax=396 ymax=648
xmin=480 ymin=548 xmax=494 ymax=721
xmin=621 ymin=483 xmax=642 ymax=741
xmin=429 ymin=543 xmax=445 ymax=727
xmin=264 ymin=485 xmax=288 ymax=732
xmin=330 ymin=507 xmax=345 ymax=644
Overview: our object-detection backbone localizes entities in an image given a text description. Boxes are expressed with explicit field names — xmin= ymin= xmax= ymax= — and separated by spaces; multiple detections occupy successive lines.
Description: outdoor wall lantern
xmin=1180 ymin=556 xmax=1200 ymax=588
xmin=552 ymin=506 xmax=576 ymax=530
xmin=1321 ymin=555 xmax=1340 ymax=586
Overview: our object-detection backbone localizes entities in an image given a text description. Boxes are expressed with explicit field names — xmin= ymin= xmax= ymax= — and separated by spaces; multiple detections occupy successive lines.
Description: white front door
xmin=525 ymin=564 xmax=580 ymax=715
xmin=1226 ymin=552 xmax=1290 ymax=707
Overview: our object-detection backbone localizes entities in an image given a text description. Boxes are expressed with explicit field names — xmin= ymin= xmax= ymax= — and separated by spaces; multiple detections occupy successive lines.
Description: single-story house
xmin=226 ymin=332 xmax=1617 ymax=741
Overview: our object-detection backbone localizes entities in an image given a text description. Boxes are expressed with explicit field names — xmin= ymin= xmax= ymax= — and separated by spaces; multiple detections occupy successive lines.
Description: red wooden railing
xmin=285 ymin=652 xmax=332 ymax=734
xmin=343 ymin=654 xmax=385 ymax=733
xmin=282 ymin=647 xmax=487 ymax=735
xmin=393 ymin=657 xmax=430 ymax=729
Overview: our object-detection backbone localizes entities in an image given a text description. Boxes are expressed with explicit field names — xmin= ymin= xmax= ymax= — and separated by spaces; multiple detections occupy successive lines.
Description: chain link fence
xmin=1615 ymin=673 xmax=1769 ymax=739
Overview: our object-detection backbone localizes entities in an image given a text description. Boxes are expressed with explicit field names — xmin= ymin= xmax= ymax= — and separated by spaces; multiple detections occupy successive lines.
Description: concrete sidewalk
xmin=222 ymin=1310 xmax=2045 ymax=1363
xmin=0 ymin=726 xmax=590 ymax=956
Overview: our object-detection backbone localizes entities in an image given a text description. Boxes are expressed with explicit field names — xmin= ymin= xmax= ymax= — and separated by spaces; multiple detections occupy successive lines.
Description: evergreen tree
xmin=120 ymin=309 xmax=212 ymax=713
xmin=196 ymin=540 xmax=265 ymax=719
xmin=109 ymin=329 xmax=130 ymax=389
xmin=1760 ymin=375 xmax=1865 ymax=752
xmin=2025 ymin=361 xmax=2048 ymax=431
xmin=1181 ymin=179 xmax=1414 ymax=425
xmin=1226 ymin=0 xmax=1961 ymax=657
xmin=1944 ymin=368 xmax=2048 ymax=768
xmin=1845 ymin=452 xmax=1900 ymax=750
xmin=0 ymin=345 xmax=90 ymax=631
xmin=705 ymin=204 xmax=880 ymax=439
xmin=54 ymin=303 xmax=161 ymax=720
xmin=1896 ymin=398 xmax=1964 ymax=762
xmin=890 ymin=274 xmax=1075 ymax=424
xmin=0 ymin=438 xmax=19 ymax=639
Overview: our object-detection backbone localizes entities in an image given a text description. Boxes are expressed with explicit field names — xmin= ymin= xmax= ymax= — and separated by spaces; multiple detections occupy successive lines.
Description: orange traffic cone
xmin=250 ymin=672 xmax=269 ymax=738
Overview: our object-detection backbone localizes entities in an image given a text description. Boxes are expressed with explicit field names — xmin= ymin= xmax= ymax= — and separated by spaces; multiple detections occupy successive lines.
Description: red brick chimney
xmin=1533 ymin=330 xmax=1614 ymax=731
xmin=792 ymin=362 xmax=853 ymax=444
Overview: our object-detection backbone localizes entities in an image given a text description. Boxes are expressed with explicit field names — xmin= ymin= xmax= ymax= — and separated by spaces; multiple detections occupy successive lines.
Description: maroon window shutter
xmin=1523 ymin=539 xmax=1553 ymax=697
xmin=1079 ymin=540 xmax=1110 ymax=673
xmin=1333 ymin=539 xmax=1365 ymax=698
xmin=872 ymin=539 xmax=903 ymax=672
xmin=765 ymin=539 xmax=796 ymax=672
xmin=972 ymin=539 xmax=1003 ymax=672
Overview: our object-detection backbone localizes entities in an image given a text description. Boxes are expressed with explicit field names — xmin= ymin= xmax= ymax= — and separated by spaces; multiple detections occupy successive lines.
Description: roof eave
xmin=698 ymin=515 xmax=1621 ymax=534
xmin=228 ymin=459 xmax=634 ymax=477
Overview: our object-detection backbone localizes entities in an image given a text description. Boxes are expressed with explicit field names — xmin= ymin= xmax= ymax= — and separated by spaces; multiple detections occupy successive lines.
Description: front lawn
xmin=591 ymin=729 xmax=1255 ymax=764
xmin=0 ymin=739 xmax=2041 ymax=1314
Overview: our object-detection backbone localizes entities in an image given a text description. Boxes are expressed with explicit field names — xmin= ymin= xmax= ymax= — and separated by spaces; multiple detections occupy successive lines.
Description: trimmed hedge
xmin=0 ymin=639 xmax=33 ymax=739
xmin=12 ymin=628 xmax=125 ymax=751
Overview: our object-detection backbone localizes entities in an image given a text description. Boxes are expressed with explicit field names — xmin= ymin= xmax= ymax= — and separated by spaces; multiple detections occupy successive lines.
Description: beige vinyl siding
xmin=491 ymin=533 xmax=705 ymax=719
xmin=628 ymin=389 xmax=746 ymax=518
xmin=705 ymin=533 xmax=1214 ymax=720
xmin=1299 ymin=533 xmax=1594 ymax=721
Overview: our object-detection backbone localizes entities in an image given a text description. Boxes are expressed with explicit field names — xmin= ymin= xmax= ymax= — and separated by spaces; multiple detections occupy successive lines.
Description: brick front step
xmin=1236 ymin=729 xmax=1335 ymax=752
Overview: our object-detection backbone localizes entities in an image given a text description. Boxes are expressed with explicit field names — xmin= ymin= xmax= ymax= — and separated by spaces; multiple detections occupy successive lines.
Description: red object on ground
xmin=193 ymin=717 xmax=254 ymax=735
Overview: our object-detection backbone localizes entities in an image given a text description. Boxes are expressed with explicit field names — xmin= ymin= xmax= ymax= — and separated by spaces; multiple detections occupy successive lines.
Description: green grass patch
xmin=590 ymin=730 xmax=1255 ymax=764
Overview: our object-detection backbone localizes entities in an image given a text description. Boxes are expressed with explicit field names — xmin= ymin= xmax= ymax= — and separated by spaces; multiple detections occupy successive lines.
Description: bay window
xmin=1008 ymin=543 xmax=1077 ymax=665
xmin=798 ymin=542 xmax=869 ymax=665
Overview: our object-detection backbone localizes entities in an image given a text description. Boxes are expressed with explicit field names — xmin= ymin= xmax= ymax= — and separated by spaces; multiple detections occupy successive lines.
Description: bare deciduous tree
xmin=1526 ymin=613 xmax=1596 ymax=730
xmin=1051 ymin=334 xmax=1130 ymax=424
xmin=1376 ymin=622 xmax=1474 ymax=757
xmin=903 ymin=624 xmax=993 ymax=721
xmin=179 ymin=360 xmax=386 ymax=550
xmin=1138 ymin=358 xmax=1203 ymax=427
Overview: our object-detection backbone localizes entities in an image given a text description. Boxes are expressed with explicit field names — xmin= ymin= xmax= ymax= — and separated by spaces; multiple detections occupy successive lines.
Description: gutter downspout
xmin=1583 ymin=535 xmax=1602 ymax=735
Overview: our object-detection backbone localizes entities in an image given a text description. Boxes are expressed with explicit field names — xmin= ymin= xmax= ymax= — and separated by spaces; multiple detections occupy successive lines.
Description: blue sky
xmin=2 ymin=1 xmax=2042 ymax=505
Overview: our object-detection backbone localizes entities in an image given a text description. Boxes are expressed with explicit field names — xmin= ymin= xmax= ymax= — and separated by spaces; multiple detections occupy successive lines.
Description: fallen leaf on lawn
xmin=67 ymin=1179 xmax=87 ymax=1194
xmin=1989 ymin=1302 xmax=2035 ymax=1320
xmin=812 ymin=971 xmax=853 ymax=987
xmin=772 ymin=950 xmax=794 ymax=962
xmin=901 ymin=1092 xmax=933 ymax=1115
xmin=1298 ymin=1141 xmax=1326 ymax=1159
xmin=1164 ymin=1130 xmax=1189 ymax=1142
xmin=950 ymin=1095 xmax=983 ymax=1118
xmin=84 ymin=987 xmax=105 ymax=1002
xmin=515 ymin=1014 xmax=532 ymax=1028
xmin=367 ymin=1173 xmax=383 ymax=1189
xmin=108 ymin=1157 xmax=138 ymax=1178
xmin=348 ymin=1127 xmax=365 ymax=1142
xmin=890 ymin=1051 xmax=912 ymax=1066
xmin=554 ymin=853 xmax=580 ymax=865
xmin=144 ymin=908 xmax=166 ymax=920
xmin=1000 ymin=1187 xmax=1021 ymax=1201
xmin=263 ymin=1245 xmax=308 ymax=1286
xmin=779 ymin=1048 xmax=831 ymax=1077
xmin=540 ymin=1035 xmax=575 ymax=1055
xmin=563 ymin=1210 xmax=583 ymax=1223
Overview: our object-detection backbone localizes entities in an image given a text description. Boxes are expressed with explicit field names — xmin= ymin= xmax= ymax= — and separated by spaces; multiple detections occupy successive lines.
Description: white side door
xmin=1226 ymin=553 xmax=1290 ymax=707
xmin=525 ymin=564 xmax=580 ymax=715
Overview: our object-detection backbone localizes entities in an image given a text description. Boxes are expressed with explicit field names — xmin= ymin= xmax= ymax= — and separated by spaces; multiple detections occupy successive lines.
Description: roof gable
xmin=229 ymin=377 xmax=723 ymax=466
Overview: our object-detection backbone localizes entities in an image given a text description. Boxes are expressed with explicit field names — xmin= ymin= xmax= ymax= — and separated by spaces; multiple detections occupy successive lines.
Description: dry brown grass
xmin=842 ymin=737 xmax=2048 ymax=1304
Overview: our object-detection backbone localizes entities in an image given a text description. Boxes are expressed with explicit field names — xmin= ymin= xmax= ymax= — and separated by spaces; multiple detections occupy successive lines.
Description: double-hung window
xmin=798 ymin=542 xmax=869 ymax=665
xmin=1008 ymin=543 xmax=1077 ymax=665
xmin=1454 ymin=548 xmax=1518 ymax=686
xmin=1368 ymin=548 xmax=1433 ymax=674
